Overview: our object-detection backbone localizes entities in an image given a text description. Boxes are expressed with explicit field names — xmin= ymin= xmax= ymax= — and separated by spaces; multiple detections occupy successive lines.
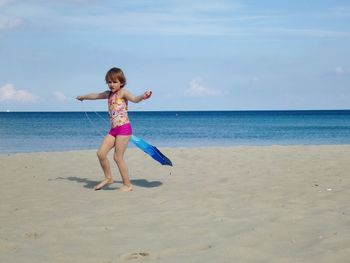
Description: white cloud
xmin=185 ymin=78 xmax=221 ymax=97
xmin=52 ymin=1 xmax=267 ymax=37
xmin=53 ymin=91 xmax=69 ymax=102
xmin=60 ymin=10 xmax=350 ymax=38
xmin=5 ymin=1 xmax=348 ymax=38
xmin=0 ymin=83 xmax=37 ymax=102
xmin=335 ymin=66 xmax=350 ymax=76
xmin=0 ymin=17 xmax=22 ymax=30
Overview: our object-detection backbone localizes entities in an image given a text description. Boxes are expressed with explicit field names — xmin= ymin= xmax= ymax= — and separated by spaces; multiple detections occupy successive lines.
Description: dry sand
xmin=1 ymin=145 xmax=350 ymax=262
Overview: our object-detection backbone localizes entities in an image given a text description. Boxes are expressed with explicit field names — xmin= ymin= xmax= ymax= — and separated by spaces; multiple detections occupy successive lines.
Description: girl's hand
xmin=143 ymin=91 xmax=152 ymax=100
xmin=76 ymin=96 xmax=84 ymax=101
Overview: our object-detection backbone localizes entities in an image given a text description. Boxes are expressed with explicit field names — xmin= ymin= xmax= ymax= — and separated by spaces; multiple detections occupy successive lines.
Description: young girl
xmin=76 ymin=67 xmax=152 ymax=192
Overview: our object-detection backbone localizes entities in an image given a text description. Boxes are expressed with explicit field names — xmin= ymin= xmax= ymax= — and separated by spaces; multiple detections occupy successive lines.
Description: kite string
xmin=80 ymin=102 xmax=105 ymax=138
xmin=93 ymin=111 xmax=109 ymax=125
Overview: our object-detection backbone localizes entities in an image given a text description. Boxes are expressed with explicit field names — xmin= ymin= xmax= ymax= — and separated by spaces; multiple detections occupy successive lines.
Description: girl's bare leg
xmin=114 ymin=135 xmax=132 ymax=192
xmin=95 ymin=135 xmax=116 ymax=190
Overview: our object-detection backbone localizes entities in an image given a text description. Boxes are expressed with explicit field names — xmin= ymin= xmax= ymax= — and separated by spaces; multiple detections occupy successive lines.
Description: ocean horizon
xmin=1 ymin=110 xmax=350 ymax=154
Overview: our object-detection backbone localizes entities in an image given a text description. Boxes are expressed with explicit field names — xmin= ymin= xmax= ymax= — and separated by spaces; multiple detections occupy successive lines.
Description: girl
xmin=76 ymin=67 xmax=152 ymax=192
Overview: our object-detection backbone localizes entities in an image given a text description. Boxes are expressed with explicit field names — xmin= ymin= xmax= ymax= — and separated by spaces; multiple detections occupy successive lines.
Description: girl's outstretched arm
xmin=122 ymin=89 xmax=152 ymax=103
xmin=76 ymin=91 xmax=110 ymax=101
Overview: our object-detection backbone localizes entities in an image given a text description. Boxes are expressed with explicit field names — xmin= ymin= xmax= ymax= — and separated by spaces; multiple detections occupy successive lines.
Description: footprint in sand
xmin=123 ymin=252 xmax=150 ymax=260
xmin=25 ymin=232 xmax=44 ymax=239
xmin=0 ymin=239 xmax=18 ymax=253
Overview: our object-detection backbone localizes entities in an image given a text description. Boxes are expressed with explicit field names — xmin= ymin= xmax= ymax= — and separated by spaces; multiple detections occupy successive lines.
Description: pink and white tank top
xmin=108 ymin=91 xmax=130 ymax=128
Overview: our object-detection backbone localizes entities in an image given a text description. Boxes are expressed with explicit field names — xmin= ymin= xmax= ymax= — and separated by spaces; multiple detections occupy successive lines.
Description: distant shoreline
xmin=1 ymin=109 xmax=350 ymax=113
xmin=2 ymin=144 xmax=350 ymax=156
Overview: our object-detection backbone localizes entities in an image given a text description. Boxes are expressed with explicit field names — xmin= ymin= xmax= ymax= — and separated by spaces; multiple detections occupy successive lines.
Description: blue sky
xmin=0 ymin=0 xmax=350 ymax=111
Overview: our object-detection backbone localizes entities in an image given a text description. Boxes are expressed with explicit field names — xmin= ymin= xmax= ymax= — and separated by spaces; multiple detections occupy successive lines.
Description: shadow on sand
xmin=52 ymin=176 xmax=162 ymax=190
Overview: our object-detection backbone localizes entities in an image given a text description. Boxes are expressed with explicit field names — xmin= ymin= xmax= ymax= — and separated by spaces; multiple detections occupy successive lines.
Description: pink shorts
xmin=108 ymin=123 xmax=132 ymax=137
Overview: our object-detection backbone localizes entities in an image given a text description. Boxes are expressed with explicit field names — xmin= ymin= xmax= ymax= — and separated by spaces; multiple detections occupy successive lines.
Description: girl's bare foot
xmin=118 ymin=185 xmax=133 ymax=192
xmin=94 ymin=178 xmax=114 ymax=190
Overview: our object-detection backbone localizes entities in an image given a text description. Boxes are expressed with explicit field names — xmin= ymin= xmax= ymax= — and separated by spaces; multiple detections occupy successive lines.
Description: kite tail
xmin=131 ymin=135 xmax=173 ymax=166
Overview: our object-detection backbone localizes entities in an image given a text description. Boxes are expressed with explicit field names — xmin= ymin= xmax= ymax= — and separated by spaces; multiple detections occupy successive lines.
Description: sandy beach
xmin=1 ymin=145 xmax=350 ymax=262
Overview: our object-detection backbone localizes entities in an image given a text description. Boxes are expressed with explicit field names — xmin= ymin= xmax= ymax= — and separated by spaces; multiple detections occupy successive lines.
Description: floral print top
xmin=108 ymin=91 xmax=129 ymax=128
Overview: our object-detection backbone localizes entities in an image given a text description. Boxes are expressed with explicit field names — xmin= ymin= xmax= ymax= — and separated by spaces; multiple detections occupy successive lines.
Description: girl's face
xmin=106 ymin=78 xmax=122 ymax=93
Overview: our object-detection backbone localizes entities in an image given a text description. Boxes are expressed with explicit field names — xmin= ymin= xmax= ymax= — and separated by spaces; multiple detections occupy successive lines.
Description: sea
xmin=1 ymin=110 xmax=350 ymax=154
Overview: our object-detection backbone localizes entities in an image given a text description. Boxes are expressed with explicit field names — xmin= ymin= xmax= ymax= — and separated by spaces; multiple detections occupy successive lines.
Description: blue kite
xmin=130 ymin=135 xmax=173 ymax=166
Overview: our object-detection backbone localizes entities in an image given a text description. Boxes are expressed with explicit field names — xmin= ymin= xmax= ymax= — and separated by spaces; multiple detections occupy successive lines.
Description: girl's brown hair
xmin=105 ymin=67 xmax=126 ymax=87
